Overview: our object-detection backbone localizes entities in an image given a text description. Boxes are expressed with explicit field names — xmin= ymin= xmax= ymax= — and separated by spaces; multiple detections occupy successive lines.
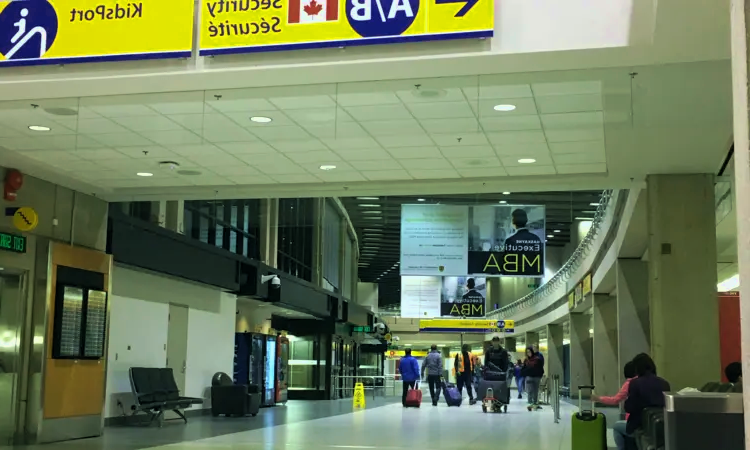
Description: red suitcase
xmin=405 ymin=382 xmax=422 ymax=407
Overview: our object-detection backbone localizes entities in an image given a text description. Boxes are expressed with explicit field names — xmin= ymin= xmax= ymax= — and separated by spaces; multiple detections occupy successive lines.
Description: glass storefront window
xmin=287 ymin=335 xmax=318 ymax=390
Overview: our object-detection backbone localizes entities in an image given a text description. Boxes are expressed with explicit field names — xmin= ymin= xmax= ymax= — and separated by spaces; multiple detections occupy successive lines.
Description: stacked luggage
xmin=478 ymin=370 xmax=510 ymax=413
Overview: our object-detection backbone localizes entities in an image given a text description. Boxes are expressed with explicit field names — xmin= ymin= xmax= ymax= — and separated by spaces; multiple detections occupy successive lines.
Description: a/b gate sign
xmin=199 ymin=0 xmax=493 ymax=56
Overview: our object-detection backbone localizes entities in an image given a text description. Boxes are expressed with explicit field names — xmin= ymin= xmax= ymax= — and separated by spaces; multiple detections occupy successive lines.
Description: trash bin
xmin=664 ymin=391 xmax=744 ymax=450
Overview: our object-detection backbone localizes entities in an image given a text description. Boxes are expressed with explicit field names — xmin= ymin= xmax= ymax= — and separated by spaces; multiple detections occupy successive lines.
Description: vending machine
xmin=276 ymin=335 xmax=289 ymax=404
xmin=263 ymin=335 xmax=277 ymax=406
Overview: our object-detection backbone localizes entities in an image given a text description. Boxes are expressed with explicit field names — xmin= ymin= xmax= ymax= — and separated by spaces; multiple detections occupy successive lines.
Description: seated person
xmin=593 ymin=361 xmax=636 ymax=450
xmin=725 ymin=361 xmax=742 ymax=385
xmin=621 ymin=354 xmax=670 ymax=450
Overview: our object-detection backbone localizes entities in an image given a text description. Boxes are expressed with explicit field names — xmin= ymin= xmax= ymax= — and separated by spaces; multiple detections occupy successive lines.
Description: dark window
xmin=184 ymin=199 xmax=261 ymax=260
xmin=277 ymin=198 xmax=313 ymax=282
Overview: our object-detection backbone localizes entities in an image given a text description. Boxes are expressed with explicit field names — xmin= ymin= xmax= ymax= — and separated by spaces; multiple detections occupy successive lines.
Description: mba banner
xmin=199 ymin=0 xmax=493 ymax=56
xmin=0 ymin=0 xmax=194 ymax=67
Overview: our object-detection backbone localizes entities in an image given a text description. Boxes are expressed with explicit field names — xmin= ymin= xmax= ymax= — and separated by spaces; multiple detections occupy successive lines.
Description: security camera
xmin=261 ymin=274 xmax=281 ymax=289
xmin=373 ymin=322 xmax=386 ymax=336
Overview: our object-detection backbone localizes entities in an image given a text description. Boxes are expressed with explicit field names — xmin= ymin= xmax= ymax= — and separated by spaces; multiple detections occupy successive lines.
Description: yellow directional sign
xmin=353 ymin=382 xmax=366 ymax=409
xmin=13 ymin=207 xmax=38 ymax=232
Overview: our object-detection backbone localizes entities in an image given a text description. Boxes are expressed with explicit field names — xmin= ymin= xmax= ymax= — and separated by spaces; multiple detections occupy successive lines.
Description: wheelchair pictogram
xmin=0 ymin=1 xmax=58 ymax=60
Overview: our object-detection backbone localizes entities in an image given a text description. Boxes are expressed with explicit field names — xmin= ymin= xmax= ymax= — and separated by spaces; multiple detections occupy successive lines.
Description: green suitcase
xmin=571 ymin=385 xmax=607 ymax=450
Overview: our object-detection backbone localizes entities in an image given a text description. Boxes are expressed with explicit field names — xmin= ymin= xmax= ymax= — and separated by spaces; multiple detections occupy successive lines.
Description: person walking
xmin=421 ymin=345 xmax=443 ymax=406
xmin=522 ymin=347 xmax=544 ymax=410
xmin=454 ymin=344 xmax=477 ymax=405
xmin=399 ymin=349 xmax=420 ymax=407
xmin=514 ymin=359 xmax=525 ymax=399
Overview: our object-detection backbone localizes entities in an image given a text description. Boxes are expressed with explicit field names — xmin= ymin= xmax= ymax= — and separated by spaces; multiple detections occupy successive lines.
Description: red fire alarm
xmin=4 ymin=170 xmax=23 ymax=201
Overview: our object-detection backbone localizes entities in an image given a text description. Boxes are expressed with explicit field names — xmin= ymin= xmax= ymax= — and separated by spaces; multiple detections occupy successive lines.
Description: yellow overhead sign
xmin=386 ymin=350 xmax=428 ymax=357
xmin=199 ymin=0 xmax=493 ymax=56
xmin=582 ymin=273 xmax=592 ymax=296
xmin=419 ymin=319 xmax=514 ymax=333
xmin=0 ymin=0 xmax=194 ymax=67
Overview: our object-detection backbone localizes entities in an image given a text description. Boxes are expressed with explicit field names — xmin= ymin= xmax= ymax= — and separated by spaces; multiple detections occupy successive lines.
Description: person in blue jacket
xmin=399 ymin=349 xmax=421 ymax=406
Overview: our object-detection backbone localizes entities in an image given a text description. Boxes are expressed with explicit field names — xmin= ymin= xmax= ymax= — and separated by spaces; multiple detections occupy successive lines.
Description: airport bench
xmin=129 ymin=367 xmax=203 ymax=426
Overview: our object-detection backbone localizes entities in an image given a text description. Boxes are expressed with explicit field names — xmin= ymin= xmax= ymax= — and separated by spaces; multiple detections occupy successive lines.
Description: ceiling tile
xmin=287 ymin=150 xmax=342 ymax=164
xmin=505 ymin=165 xmax=557 ymax=176
xmin=303 ymin=122 xmax=370 ymax=139
xmin=187 ymin=153 xmax=245 ymax=167
xmin=322 ymin=137 xmax=381 ymax=150
xmin=140 ymin=130 xmax=203 ymax=146
xmin=218 ymin=141 xmax=276 ymax=154
xmin=420 ymin=118 xmax=480 ymax=134
xmin=54 ymin=160 xmax=107 ymax=171
xmin=397 ymin=158 xmax=453 ymax=170
xmin=457 ymin=167 xmax=508 ymax=177
xmin=169 ymin=144 xmax=223 ymax=156
xmin=76 ymin=118 xmax=131 ymax=134
xmin=439 ymin=145 xmax=495 ymax=157
xmin=473 ymin=97 xmax=538 ymax=117
xmin=541 ymin=112 xmax=603 ymax=129
xmin=470 ymin=83 xmax=533 ymax=100
xmin=548 ymin=140 xmax=605 ymax=155
xmin=387 ymin=146 xmax=443 ymax=159
xmin=226 ymin=174 xmax=278 ymax=184
xmin=544 ymin=127 xmax=604 ymax=142
xmin=480 ymin=115 xmax=542 ymax=132
xmin=73 ymin=148 xmax=132 ymax=160
xmin=96 ymin=157 xmax=168 ymax=171
xmin=283 ymin=108 xmax=353 ymax=125
xmin=337 ymin=148 xmax=395 ymax=161
xmin=396 ymin=87 xmax=466 ymax=103
xmin=485 ymin=130 xmax=547 ymax=145
xmin=377 ymin=134 xmax=434 ymax=148
xmin=270 ymin=174 xmax=322 ymax=183
xmin=349 ymin=159 xmax=404 ymax=171
xmin=91 ymin=132 xmax=156 ymax=147
xmin=407 ymin=101 xmax=475 ymax=120
xmin=532 ymin=81 xmax=601 ymax=96
xmin=209 ymin=165 xmax=261 ymax=176
xmin=336 ymin=92 xmax=401 ymax=106
xmin=315 ymin=171 xmax=366 ymax=182
xmin=408 ymin=169 xmax=460 ymax=179
xmin=268 ymin=139 xmax=326 ymax=153
xmin=494 ymin=142 xmax=551 ymax=156
xmin=113 ymin=115 xmax=184 ymax=132
xmin=345 ymin=104 xmax=412 ymax=121
xmin=203 ymin=127 xmax=259 ymax=143
xmin=224 ymin=110 xmax=295 ymax=127
xmin=237 ymin=152 xmax=294 ymax=166
xmin=252 ymin=125 xmax=311 ymax=141
xmin=251 ymin=163 xmax=309 ymax=175
xmin=535 ymin=94 xmax=602 ymax=114
xmin=552 ymin=152 xmax=606 ymax=165
xmin=361 ymin=119 xmax=420 ymax=136
xmin=430 ymin=132 xmax=487 ymax=146
xmin=24 ymin=150 xmax=81 ymax=162
xmin=205 ymin=95 xmax=277 ymax=113
xmin=450 ymin=156 xmax=502 ymax=168
xmin=299 ymin=161 xmax=356 ymax=173
xmin=148 ymin=100 xmax=208 ymax=115
xmin=116 ymin=146 xmax=178 ymax=158
xmin=501 ymin=154 xmax=553 ymax=166
xmin=167 ymin=113 xmax=237 ymax=130
xmin=269 ymin=95 xmax=336 ymax=110
xmin=84 ymin=104 xmax=158 ymax=118
xmin=361 ymin=170 xmax=412 ymax=181
xmin=555 ymin=163 xmax=607 ymax=174
xmin=189 ymin=176 xmax=236 ymax=186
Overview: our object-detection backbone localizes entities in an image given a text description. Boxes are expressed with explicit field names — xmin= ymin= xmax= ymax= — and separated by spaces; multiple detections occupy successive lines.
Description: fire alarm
xmin=3 ymin=170 xmax=23 ymax=202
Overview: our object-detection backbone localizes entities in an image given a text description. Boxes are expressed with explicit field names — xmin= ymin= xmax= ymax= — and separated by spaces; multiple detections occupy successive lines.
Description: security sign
xmin=0 ymin=0 xmax=194 ymax=67
xmin=200 ymin=0 xmax=493 ymax=56
xmin=13 ymin=207 xmax=38 ymax=232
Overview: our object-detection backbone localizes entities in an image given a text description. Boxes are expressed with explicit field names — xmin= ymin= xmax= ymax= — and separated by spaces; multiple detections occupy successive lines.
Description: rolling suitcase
xmin=443 ymin=382 xmax=462 ymax=406
xmin=571 ymin=385 xmax=607 ymax=450
xmin=404 ymin=382 xmax=422 ymax=407
xmin=478 ymin=379 xmax=510 ymax=403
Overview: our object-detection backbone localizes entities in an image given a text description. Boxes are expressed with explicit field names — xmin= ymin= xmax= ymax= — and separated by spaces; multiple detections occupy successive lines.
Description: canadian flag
xmin=288 ymin=0 xmax=339 ymax=24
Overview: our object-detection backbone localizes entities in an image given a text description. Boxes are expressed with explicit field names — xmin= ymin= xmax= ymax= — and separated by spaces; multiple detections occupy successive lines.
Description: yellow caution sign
xmin=13 ymin=207 xmax=38 ymax=232
xmin=353 ymin=382 xmax=366 ymax=409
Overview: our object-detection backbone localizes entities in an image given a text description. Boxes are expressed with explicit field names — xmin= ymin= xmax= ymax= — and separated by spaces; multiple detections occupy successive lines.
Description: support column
xmin=164 ymin=200 xmax=184 ymax=234
xmin=570 ymin=313 xmax=592 ymax=398
xmin=593 ymin=294 xmax=619 ymax=397
xmin=616 ymin=259 xmax=650 ymax=370
xmin=525 ymin=331 xmax=539 ymax=352
xmin=259 ymin=199 xmax=278 ymax=268
xmin=547 ymin=324 xmax=564 ymax=382
xmin=150 ymin=200 xmax=166 ymax=227
xmin=647 ymin=174 xmax=719 ymax=389
xmin=730 ymin=3 xmax=750 ymax=442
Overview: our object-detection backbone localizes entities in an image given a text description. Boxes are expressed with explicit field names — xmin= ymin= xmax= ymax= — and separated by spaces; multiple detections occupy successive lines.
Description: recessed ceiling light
xmin=417 ymin=198 xmax=426 ymax=202
xmin=319 ymin=165 xmax=337 ymax=170
xmin=547 ymin=235 xmax=554 ymax=238
xmin=28 ymin=125 xmax=50 ymax=132
xmin=502 ymin=192 xmax=511 ymax=195
xmin=499 ymin=200 xmax=507 ymax=204
xmin=136 ymin=172 xmax=154 ymax=177
xmin=553 ymin=229 xmax=561 ymax=233
xmin=357 ymin=197 xmax=380 ymax=200
xmin=359 ymin=204 xmax=380 ymax=207
xmin=250 ymin=116 xmax=273 ymax=123
xmin=493 ymin=104 xmax=516 ymax=112
xmin=518 ymin=158 xmax=536 ymax=164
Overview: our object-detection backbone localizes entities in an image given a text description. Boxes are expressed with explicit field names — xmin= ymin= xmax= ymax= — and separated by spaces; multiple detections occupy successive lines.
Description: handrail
xmin=486 ymin=189 xmax=614 ymax=318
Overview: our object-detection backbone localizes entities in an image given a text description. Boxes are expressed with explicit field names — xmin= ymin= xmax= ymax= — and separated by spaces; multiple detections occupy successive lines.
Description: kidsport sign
xmin=199 ymin=0 xmax=493 ymax=56
xmin=0 ymin=0 xmax=194 ymax=67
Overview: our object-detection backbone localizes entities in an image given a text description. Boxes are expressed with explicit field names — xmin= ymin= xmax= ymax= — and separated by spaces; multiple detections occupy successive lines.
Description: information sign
xmin=0 ymin=231 xmax=26 ymax=254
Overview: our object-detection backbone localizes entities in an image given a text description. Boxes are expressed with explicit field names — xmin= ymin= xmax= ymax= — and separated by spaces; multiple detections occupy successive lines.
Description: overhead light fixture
xmin=136 ymin=172 xmax=154 ymax=177
xmin=718 ymin=274 xmax=740 ymax=291
xmin=362 ymin=210 xmax=382 ymax=214
xmin=250 ymin=116 xmax=273 ymax=123
xmin=319 ymin=165 xmax=337 ymax=171
xmin=547 ymin=235 xmax=554 ymax=238
xmin=363 ymin=216 xmax=382 ymax=220
xmin=499 ymin=200 xmax=507 ymax=204
xmin=518 ymin=158 xmax=536 ymax=164
xmin=583 ymin=210 xmax=597 ymax=214
xmin=502 ymin=192 xmax=511 ymax=195
xmin=357 ymin=197 xmax=380 ymax=200
xmin=553 ymin=229 xmax=561 ymax=233
xmin=590 ymin=202 xmax=600 ymax=206
xmin=417 ymin=198 xmax=426 ymax=202
xmin=575 ymin=217 xmax=594 ymax=221
xmin=493 ymin=104 xmax=516 ymax=112
xmin=359 ymin=204 xmax=380 ymax=207
xmin=28 ymin=125 xmax=51 ymax=132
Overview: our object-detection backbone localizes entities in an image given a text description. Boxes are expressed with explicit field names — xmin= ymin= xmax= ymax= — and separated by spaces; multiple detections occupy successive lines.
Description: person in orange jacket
xmin=453 ymin=344 xmax=477 ymax=405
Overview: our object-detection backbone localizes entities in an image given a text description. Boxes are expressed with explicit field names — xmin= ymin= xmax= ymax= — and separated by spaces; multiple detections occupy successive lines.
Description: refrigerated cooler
xmin=263 ymin=335 xmax=277 ymax=406
xmin=233 ymin=332 xmax=277 ymax=407
xmin=276 ymin=336 xmax=289 ymax=404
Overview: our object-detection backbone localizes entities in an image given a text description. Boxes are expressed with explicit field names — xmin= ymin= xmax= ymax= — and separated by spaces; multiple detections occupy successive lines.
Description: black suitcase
xmin=478 ymin=379 xmax=509 ymax=403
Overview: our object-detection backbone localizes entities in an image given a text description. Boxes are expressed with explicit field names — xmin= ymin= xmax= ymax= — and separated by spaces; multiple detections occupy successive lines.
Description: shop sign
xmin=418 ymin=318 xmax=514 ymax=333
xmin=582 ymin=273 xmax=592 ymax=296
xmin=0 ymin=0 xmax=195 ymax=67
xmin=0 ymin=231 xmax=26 ymax=254
xmin=199 ymin=0 xmax=493 ymax=56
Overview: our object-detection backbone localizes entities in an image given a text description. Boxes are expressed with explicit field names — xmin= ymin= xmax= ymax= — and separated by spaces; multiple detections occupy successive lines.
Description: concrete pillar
xmin=525 ymin=331 xmax=539 ymax=352
xmin=150 ymin=200 xmax=166 ymax=227
xmin=260 ymin=199 xmax=278 ymax=268
xmin=570 ymin=313 xmax=592 ymax=397
xmin=504 ymin=337 xmax=517 ymax=357
xmin=730 ymin=3 xmax=750 ymax=441
xmin=164 ymin=200 xmax=184 ymax=234
xmin=647 ymin=174 xmax=720 ymax=389
xmin=593 ymin=294 xmax=619 ymax=397
xmin=616 ymin=259 xmax=650 ymax=371
xmin=547 ymin=324 xmax=564 ymax=382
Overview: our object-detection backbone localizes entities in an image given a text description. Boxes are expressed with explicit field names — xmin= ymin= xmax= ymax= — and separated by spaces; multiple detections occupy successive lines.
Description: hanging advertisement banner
xmin=400 ymin=276 xmax=441 ymax=318
xmin=0 ymin=0 xmax=195 ymax=67
xmin=440 ymin=276 xmax=486 ymax=317
xmin=419 ymin=318 xmax=513 ymax=333
xmin=401 ymin=204 xmax=545 ymax=277
xmin=199 ymin=0 xmax=493 ymax=56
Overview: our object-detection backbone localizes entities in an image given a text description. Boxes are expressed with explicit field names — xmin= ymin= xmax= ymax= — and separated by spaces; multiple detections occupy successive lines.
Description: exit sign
xmin=0 ymin=231 xmax=26 ymax=254
xmin=352 ymin=326 xmax=371 ymax=333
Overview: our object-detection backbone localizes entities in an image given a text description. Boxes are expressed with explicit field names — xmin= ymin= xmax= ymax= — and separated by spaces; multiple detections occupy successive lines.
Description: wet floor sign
xmin=353 ymin=382 xmax=366 ymax=409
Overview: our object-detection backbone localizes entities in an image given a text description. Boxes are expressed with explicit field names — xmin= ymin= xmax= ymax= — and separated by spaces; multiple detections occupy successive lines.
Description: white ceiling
xmin=0 ymin=61 xmax=732 ymax=201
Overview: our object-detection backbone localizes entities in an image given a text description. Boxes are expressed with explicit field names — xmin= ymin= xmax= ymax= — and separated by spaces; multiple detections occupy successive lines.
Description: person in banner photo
xmin=441 ymin=277 xmax=486 ymax=317
xmin=504 ymin=209 xmax=542 ymax=250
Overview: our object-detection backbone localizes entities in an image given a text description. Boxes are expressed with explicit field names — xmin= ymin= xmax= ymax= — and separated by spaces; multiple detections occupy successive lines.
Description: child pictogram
xmin=0 ymin=1 xmax=58 ymax=60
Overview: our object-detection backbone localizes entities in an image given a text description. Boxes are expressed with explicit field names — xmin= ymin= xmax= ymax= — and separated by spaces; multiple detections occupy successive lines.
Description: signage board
xmin=574 ymin=283 xmax=583 ymax=305
xmin=386 ymin=349 xmax=427 ymax=357
xmin=352 ymin=325 xmax=372 ymax=333
xmin=568 ymin=291 xmax=575 ymax=310
xmin=401 ymin=204 xmax=545 ymax=277
xmin=418 ymin=318 xmax=513 ymax=333
xmin=0 ymin=0 xmax=195 ymax=67
xmin=199 ymin=0 xmax=493 ymax=56
xmin=440 ymin=276 xmax=486 ymax=317
xmin=13 ymin=207 xmax=38 ymax=232
xmin=582 ymin=273 xmax=592 ymax=296
xmin=0 ymin=231 xmax=26 ymax=254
